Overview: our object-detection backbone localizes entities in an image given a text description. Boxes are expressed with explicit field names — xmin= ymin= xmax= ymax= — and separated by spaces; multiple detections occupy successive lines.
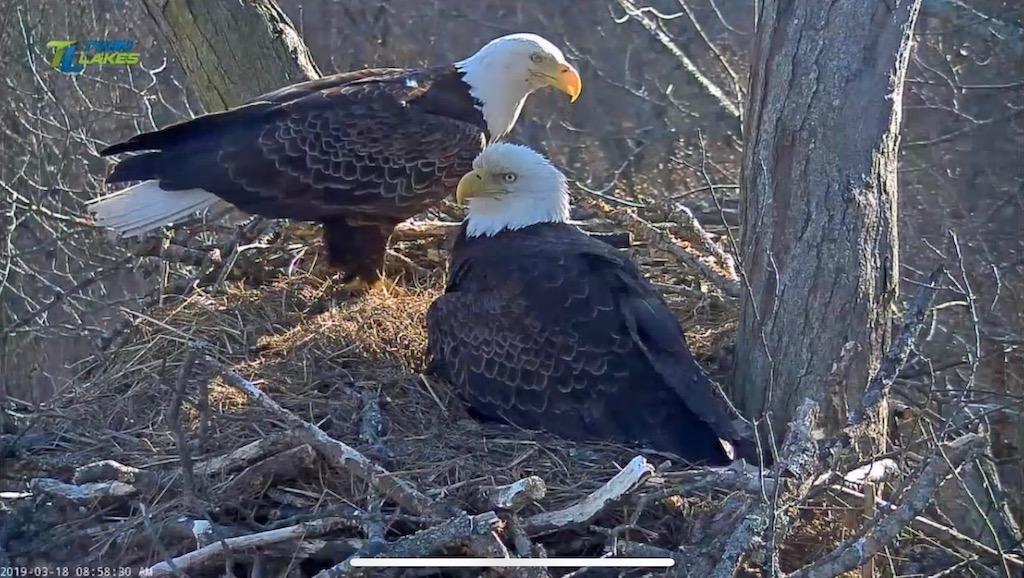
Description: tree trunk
xmin=733 ymin=0 xmax=921 ymax=446
xmin=142 ymin=0 xmax=321 ymax=110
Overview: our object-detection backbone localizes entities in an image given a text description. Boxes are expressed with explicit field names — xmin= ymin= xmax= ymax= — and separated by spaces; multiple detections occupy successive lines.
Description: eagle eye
xmin=529 ymin=53 xmax=544 ymax=64
xmin=502 ymin=172 xmax=518 ymax=183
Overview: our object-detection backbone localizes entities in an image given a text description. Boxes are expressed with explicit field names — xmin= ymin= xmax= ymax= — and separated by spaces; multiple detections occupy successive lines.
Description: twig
xmin=709 ymin=400 xmax=821 ymax=578
xmin=4 ymin=242 xmax=154 ymax=335
xmin=667 ymin=202 xmax=739 ymax=284
xmin=613 ymin=0 xmax=742 ymax=121
xmin=140 ymin=517 xmax=355 ymax=577
xmin=789 ymin=433 xmax=987 ymax=578
xmin=167 ymin=344 xmax=202 ymax=497
xmin=522 ymin=456 xmax=653 ymax=536
xmin=854 ymin=265 xmax=944 ymax=425
xmin=197 ymin=377 xmax=210 ymax=451
xmin=207 ymin=356 xmax=445 ymax=517
xmin=588 ymin=202 xmax=740 ymax=297
xmin=828 ymin=485 xmax=1024 ymax=571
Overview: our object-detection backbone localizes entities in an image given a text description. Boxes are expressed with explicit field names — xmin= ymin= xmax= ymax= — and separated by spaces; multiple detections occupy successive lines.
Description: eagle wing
xmin=102 ymin=69 xmax=484 ymax=221
xmin=427 ymin=227 xmax=737 ymax=461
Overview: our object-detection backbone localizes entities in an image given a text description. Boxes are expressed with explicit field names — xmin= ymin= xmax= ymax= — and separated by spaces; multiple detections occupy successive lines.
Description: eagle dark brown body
xmin=101 ymin=67 xmax=486 ymax=283
xmin=427 ymin=222 xmax=746 ymax=465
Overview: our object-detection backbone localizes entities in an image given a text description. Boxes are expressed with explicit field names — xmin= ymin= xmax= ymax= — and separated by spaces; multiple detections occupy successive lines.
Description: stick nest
xmin=1 ymin=226 xmax=823 ymax=577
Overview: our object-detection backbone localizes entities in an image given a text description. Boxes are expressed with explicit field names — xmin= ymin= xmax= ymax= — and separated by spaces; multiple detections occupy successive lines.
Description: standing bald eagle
xmin=90 ymin=34 xmax=581 ymax=287
xmin=427 ymin=144 xmax=746 ymax=464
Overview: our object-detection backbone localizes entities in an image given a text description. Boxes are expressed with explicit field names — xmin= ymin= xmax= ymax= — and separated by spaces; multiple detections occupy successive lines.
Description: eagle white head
xmin=456 ymin=34 xmax=581 ymax=139
xmin=457 ymin=143 xmax=570 ymax=237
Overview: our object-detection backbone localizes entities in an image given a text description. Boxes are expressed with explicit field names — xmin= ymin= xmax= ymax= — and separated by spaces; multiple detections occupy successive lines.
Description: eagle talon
xmin=342 ymin=277 xmax=394 ymax=294
xmin=334 ymin=274 xmax=394 ymax=295
xmin=304 ymin=273 xmax=383 ymax=315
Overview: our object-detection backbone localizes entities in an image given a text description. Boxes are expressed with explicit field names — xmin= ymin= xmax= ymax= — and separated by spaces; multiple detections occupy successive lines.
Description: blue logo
xmin=47 ymin=40 xmax=140 ymax=74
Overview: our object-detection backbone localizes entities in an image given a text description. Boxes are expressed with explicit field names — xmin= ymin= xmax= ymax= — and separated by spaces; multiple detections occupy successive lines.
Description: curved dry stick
xmin=207 ymin=356 xmax=444 ymax=518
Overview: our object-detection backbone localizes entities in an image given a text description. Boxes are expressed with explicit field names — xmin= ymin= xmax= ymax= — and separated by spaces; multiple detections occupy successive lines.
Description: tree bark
xmin=142 ymin=0 xmax=321 ymax=110
xmin=733 ymin=0 xmax=921 ymax=445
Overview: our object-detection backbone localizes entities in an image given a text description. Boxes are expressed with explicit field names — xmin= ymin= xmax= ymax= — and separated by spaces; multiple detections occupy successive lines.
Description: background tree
xmin=142 ymin=0 xmax=320 ymax=109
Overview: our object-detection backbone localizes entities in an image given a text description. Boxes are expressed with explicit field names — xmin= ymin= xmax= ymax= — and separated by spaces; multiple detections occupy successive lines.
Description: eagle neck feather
xmin=465 ymin=191 xmax=570 ymax=238
xmin=455 ymin=58 xmax=531 ymax=140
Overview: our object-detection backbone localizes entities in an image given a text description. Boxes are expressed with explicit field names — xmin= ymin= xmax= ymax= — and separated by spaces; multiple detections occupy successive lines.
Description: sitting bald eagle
xmin=427 ymin=143 xmax=747 ymax=464
xmin=91 ymin=34 xmax=581 ymax=287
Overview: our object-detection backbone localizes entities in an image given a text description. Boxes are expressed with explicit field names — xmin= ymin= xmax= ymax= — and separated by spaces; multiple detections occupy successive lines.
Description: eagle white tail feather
xmin=88 ymin=181 xmax=219 ymax=237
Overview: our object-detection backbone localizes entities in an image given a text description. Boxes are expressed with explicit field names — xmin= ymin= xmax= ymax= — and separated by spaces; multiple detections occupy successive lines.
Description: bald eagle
xmin=90 ymin=34 xmax=581 ymax=287
xmin=427 ymin=143 xmax=746 ymax=465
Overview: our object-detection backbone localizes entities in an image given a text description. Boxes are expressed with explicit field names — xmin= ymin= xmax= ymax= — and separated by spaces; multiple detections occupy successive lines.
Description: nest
xmin=1 ymin=225 xmax=851 ymax=577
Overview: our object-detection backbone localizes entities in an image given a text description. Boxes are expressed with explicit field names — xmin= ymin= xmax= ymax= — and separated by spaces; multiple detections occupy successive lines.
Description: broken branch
xmin=522 ymin=456 xmax=653 ymax=536
xmin=140 ymin=517 xmax=354 ymax=577
xmin=479 ymin=476 xmax=547 ymax=512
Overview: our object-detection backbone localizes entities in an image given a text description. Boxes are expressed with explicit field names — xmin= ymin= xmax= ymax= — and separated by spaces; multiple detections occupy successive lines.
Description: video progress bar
xmin=350 ymin=557 xmax=675 ymax=568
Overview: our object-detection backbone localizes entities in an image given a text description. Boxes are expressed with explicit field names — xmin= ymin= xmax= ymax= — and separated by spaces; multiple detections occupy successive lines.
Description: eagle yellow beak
xmin=553 ymin=63 xmax=582 ymax=103
xmin=456 ymin=169 xmax=499 ymax=204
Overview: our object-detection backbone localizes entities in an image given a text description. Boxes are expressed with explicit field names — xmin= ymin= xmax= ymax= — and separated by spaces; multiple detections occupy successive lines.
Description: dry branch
xmin=479 ymin=476 xmax=548 ymax=511
xmin=522 ymin=456 xmax=653 ymax=535
xmin=614 ymin=0 xmax=742 ymax=121
xmin=73 ymin=459 xmax=158 ymax=493
xmin=219 ymin=443 xmax=317 ymax=500
xmin=709 ymin=399 xmax=821 ymax=578
xmin=668 ymin=203 xmax=739 ymax=282
xmin=789 ymin=433 xmax=987 ymax=578
xmin=591 ymin=203 xmax=740 ymax=297
xmin=854 ymin=265 xmax=944 ymax=424
xmin=661 ymin=461 xmax=777 ymax=496
xmin=829 ymin=484 xmax=1024 ymax=572
xmin=391 ymin=220 xmax=463 ymax=241
xmin=194 ymin=430 xmax=300 ymax=477
xmin=167 ymin=344 xmax=201 ymax=496
xmin=29 ymin=478 xmax=137 ymax=504
xmin=842 ymin=459 xmax=900 ymax=485
xmin=140 ymin=517 xmax=353 ymax=577
xmin=707 ymin=496 xmax=764 ymax=578
xmin=206 ymin=356 xmax=444 ymax=517
xmin=613 ymin=540 xmax=690 ymax=571
xmin=138 ymin=239 xmax=221 ymax=268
